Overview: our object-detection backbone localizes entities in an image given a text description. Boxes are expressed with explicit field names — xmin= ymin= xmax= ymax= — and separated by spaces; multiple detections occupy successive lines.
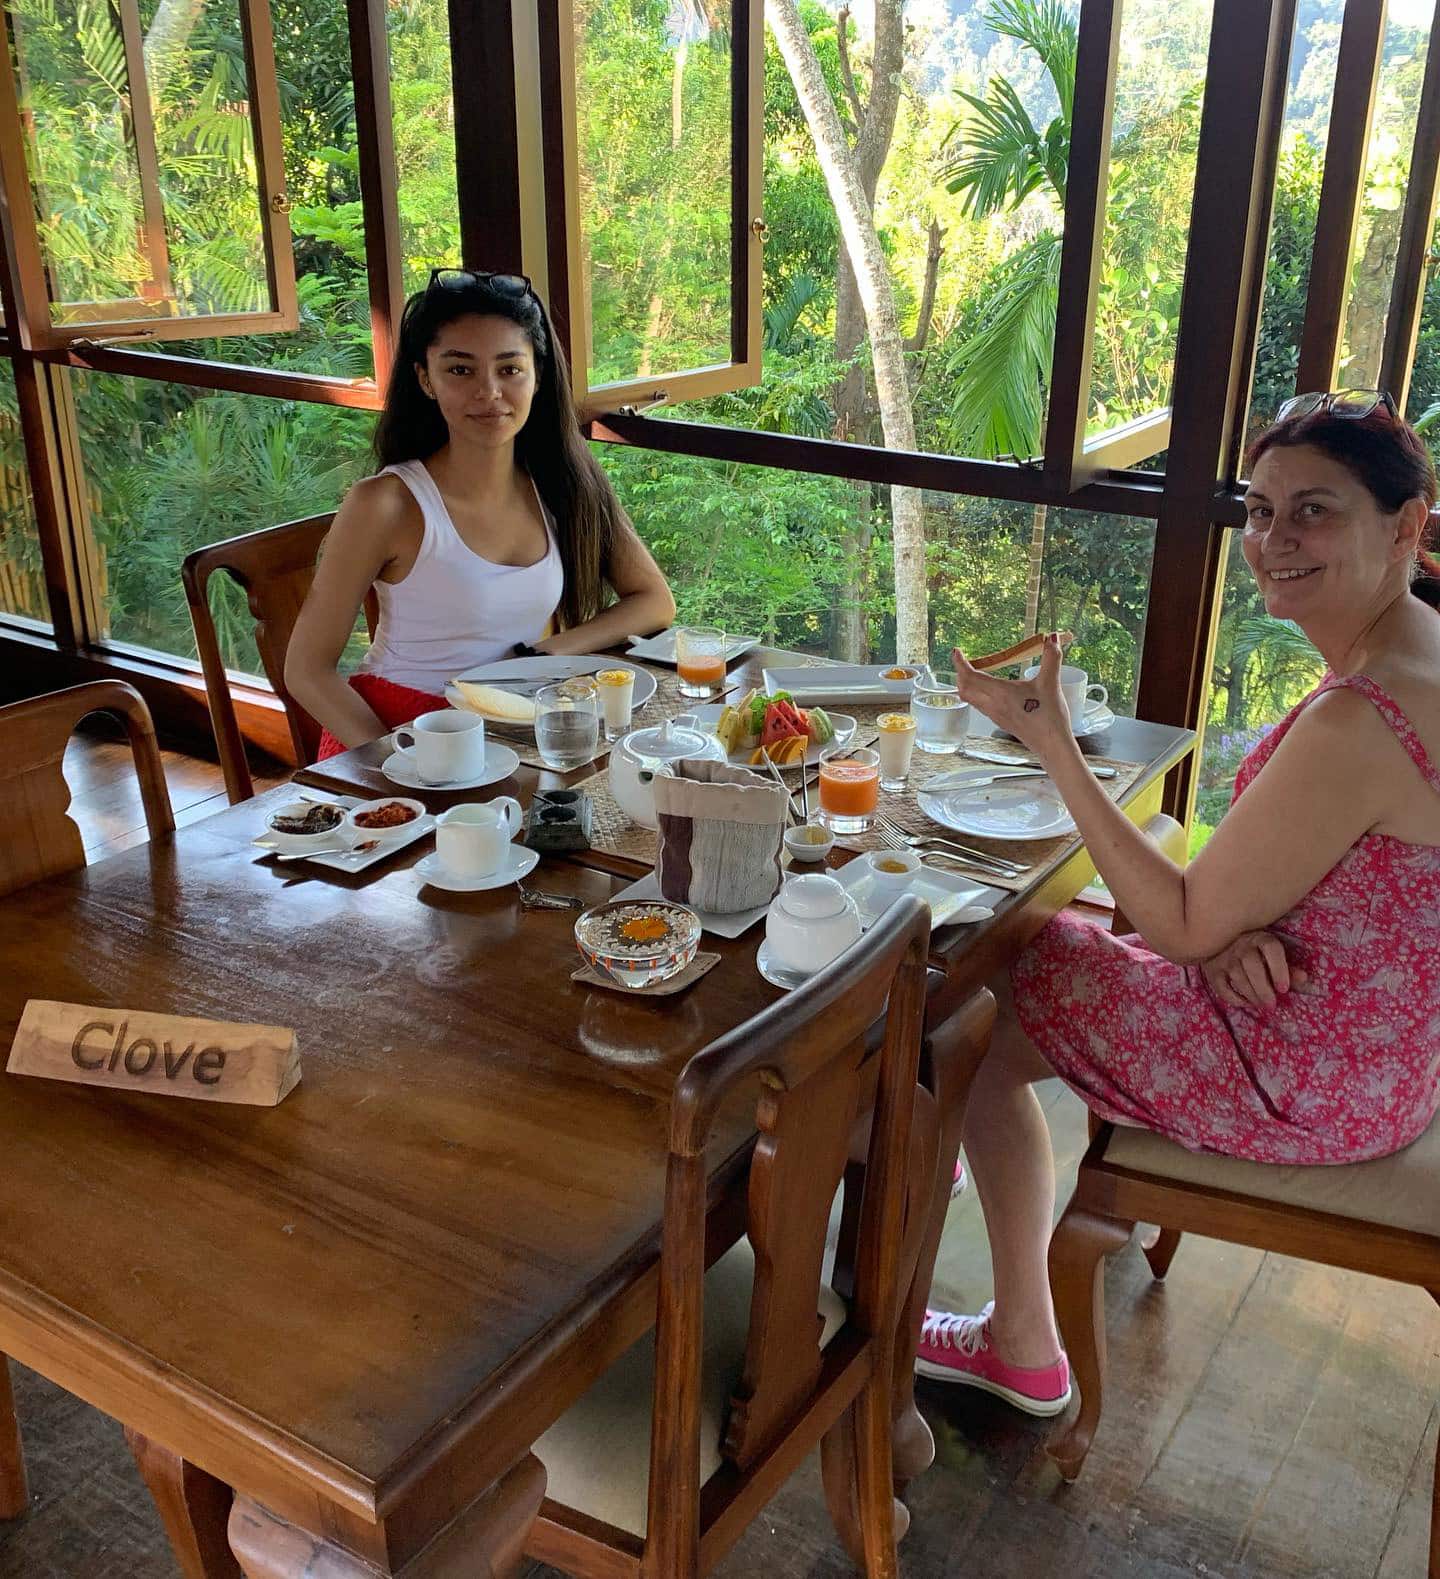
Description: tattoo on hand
xmin=1023 ymin=698 xmax=1040 ymax=713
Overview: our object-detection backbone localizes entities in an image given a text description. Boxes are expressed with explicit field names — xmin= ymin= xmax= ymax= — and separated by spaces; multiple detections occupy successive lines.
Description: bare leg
xmin=956 ymin=970 xmax=1065 ymax=1369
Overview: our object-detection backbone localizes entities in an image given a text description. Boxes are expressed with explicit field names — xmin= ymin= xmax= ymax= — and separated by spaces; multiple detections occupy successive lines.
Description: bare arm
xmin=538 ymin=518 xmax=676 ymax=655
xmin=953 ymin=636 xmax=1390 ymax=963
xmin=284 ymin=477 xmax=414 ymax=750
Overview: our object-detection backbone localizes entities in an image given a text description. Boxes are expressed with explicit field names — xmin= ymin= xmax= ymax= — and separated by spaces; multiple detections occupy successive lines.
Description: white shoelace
xmin=921 ymin=1300 xmax=994 ymax=1356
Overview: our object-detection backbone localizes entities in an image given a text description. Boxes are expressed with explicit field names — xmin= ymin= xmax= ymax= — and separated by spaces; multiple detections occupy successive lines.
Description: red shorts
xmin=315 ymin=672 xmax=446 ymax=760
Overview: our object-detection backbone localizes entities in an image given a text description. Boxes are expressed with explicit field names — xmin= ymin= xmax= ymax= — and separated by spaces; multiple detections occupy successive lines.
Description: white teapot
xmin=764 ymin=872 xmax=863 ymax=978
xmin=609 ymin=714 xmax=727 ymax=830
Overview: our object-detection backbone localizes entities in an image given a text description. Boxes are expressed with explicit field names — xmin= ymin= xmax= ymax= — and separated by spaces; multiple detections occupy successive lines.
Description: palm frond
xmin=943 ymin=231 xmax=1062 ymax=459
xmin=764 ymin=273 xmax=824 ymax=353
xmin=984 ymin=0 xmax=1078 ymax=124
xmin=942 ymin=78 xmax=1050 ymax=215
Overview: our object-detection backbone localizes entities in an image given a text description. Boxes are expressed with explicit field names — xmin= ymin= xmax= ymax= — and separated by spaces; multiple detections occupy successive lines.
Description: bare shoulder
xmin=334 ymin=472 xmax=420 ymax=537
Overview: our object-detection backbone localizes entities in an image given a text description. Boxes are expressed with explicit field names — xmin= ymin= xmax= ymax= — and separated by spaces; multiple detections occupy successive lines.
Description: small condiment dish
xmin=879 ymin=665 xmax=922 ymax=694
xmin=265 ymin=799 xmax=350 ymax=853
xmin=344 ymin=797 xmax=426 ymax=842
xmin=864 ymin=848 xmax=922 ymax=890
xmin=784 ymin=822 xmax=834 ymax=863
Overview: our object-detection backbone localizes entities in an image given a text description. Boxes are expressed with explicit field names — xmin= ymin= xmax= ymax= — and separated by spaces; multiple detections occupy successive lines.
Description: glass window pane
xmin=1403 ymin=207 xmax=1440 ymax=427
xmin=159 ymin=0 xmax=373 ymax=377
xmin=0 ymin=360 xmax=46 ymax=626
xmin=1338 ymin=2 xmax=1433 ymax=388
xmin=389 ymin=0 xmax=461 ymax=294
xmin=600 ymin=441 xmax=1154 ymax=710
xmin=1194 ymin=531 xmax=1324 ymax=853
xmin=73 ymin=372 xmax=372 ymax=673
xmin=574 ymin=0 xmax=735 ymax=388
xmin=1087 ymin=0 xmax=1213 ymax=441
xmin=10 ymin=0 xmax=279 ymax=326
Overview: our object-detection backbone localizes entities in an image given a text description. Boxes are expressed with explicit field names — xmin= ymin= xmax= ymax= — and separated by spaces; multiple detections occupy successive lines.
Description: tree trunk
xmin=1342 ymin=207 xmax=1403 ymax=390
xmin=1022 ymin=503 xmax=1047 ymax=636
xmin=770 ymin=0 xmax=929 ymax=662
xmin=143 ymin=0 xmax=206 ymax=90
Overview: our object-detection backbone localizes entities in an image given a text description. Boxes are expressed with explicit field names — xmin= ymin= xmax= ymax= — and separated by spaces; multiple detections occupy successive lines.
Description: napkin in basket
xmin=653 ymin=759 xmax=788 ymax=915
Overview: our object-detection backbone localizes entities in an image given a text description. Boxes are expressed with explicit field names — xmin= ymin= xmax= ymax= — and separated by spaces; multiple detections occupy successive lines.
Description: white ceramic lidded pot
xmin=764 ymin=872 xmax=863 ymax=978
xmin=608 ymin=715 xmax=727 ymax=829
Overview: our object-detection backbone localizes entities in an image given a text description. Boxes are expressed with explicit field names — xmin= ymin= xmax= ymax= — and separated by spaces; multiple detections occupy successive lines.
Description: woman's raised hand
xmin=951 ymin=632 xmax=1074 ymax=762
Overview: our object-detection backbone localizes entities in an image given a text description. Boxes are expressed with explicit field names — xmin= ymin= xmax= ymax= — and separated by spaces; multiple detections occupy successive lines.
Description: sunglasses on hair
xmin=427 ymin=268 xmax=535 ymax=300
xmin=1276 ymin=388 xmax=1397 ymax=423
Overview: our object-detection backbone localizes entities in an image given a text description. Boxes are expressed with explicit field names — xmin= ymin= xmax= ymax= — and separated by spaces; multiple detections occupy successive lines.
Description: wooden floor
xmin=1 ymin=733 xmax=1435 ymax=1578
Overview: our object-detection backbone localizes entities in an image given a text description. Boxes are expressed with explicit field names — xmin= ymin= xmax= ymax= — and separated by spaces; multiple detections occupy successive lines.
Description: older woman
xmin=916 ymin=392 xmax=1440 ymax=1414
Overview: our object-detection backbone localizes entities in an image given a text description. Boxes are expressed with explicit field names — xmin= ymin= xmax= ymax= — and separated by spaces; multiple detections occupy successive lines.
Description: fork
xmin=873 ymin=813 xmax=1027 ymax=877
xmin=873 ymin=825 xmax=1024 ymax=881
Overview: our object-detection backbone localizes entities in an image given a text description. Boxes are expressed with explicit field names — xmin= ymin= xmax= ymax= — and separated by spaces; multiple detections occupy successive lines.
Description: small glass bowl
xmin=574 ymin=900 xmax=702 ymax=988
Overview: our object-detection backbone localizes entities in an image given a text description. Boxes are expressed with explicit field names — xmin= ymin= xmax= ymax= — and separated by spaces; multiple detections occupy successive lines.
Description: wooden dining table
xmin=0 ymin=644 xmax=1194 ymax=1577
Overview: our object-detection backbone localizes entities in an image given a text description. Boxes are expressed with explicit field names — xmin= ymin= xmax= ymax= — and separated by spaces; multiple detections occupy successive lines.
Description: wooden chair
xmin=526 ymin=895 xmax=939 ymax=1579
xmin=0 ymin=678 xmax=175 ymax=1522
xmin=182 ymin=514 xmax=378 ymax=804
xmin=0 ymin=679 xmax=175 ymax=901
xmin=1048 ymin=1110 xmax=1440 ymax=1574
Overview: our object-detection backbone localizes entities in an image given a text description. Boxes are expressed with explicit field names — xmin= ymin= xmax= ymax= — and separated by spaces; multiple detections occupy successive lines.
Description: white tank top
xmin=358 ymin=459 xmax=565 ymax=695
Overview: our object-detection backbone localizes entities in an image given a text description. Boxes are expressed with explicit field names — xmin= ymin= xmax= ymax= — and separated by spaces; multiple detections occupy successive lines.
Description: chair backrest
xmin=182 ymin=514 xmax=379 ymax=803
xmin=646 ymin=895 xmax=934 ymax=1564
xmin=0 ymin=680 xmax=175 ymax=898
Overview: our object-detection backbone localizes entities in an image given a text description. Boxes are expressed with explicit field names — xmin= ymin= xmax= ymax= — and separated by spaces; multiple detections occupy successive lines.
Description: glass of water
xmin=534 ymin=679 xmax=600 ymax=771
xmin=912 ymin=671 xmax=971 ymax=755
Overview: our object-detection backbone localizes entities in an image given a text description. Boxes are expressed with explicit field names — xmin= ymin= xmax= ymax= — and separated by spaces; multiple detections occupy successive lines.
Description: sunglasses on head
xmin=1276 ymin=388 xmax=1398 ymax=423
xmin=427 ymin=268 xmax=535 ymax=301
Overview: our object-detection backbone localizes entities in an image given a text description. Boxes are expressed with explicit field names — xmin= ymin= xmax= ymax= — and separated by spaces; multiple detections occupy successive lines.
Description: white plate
xmin=414 ymin=844 xmax=539 ymax=892
xmin=917 ymin=767 xmax=1076 ymax=841
xmin=253 ymin=799 xmax=436 ymax=872
xmin=761 ymin=664 xmax=931 ymax=705
xmin=831 ymin=857 xmax=1000 ymax=930
xmin=978 ymin=700 xmax=1117 ymax=742
xmin=626 ymin=628 xmax=757 ymax=666
xmin=445 ymin=655 xmax=658 ymax=726
xmin=690 ymin=704 xmax=857 ymax=769
xmin=610 ymin=870 xmax=770 ymax=939
xmin=380 ymin=742 xmax=520 ymax=791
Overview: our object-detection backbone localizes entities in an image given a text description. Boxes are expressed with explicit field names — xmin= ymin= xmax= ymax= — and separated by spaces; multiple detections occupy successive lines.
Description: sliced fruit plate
xmin=691 ymin=693 xmax=856 ymax=770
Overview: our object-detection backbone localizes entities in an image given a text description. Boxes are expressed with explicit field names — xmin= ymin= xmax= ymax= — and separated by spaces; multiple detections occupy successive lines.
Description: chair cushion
xmin=536 ymin=1239 xmax=848 ymax=1538
xmin=1103 ymin=1110 xmax=1440 ymax=1240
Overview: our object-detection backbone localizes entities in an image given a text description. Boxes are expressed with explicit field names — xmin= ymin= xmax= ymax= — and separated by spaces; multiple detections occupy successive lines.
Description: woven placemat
xmin=834 ymin=745 xmax=1146 ymax=891
xmin=571 ymin=951 xmax=722 ymax=996
xmin=568 ymin=765 xmax=661 ymax=866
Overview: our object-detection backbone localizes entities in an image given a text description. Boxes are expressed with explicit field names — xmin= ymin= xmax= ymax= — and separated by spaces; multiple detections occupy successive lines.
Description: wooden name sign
xmin=8 ymin=1001 xmax=300 ymax=1107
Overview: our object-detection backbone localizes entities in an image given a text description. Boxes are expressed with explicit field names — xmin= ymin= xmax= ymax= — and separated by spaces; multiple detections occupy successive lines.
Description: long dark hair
xmin=372 ymin=274 xmax=623 ymax=630
xmin=1247 ymin=405 xmax=1439 ymax=608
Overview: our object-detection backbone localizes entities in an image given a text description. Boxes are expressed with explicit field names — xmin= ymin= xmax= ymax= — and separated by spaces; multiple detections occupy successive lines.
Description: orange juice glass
xmin=818 ymin=747 xmax=881 ymax=834
xmin=675 ymin=626 xmax=726 ymax=697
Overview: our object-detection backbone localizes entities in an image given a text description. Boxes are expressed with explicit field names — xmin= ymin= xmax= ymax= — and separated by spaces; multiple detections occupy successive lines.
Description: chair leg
xmin=0 ymin=1356 xmax=26 ymax=1520
xmin=821 ymin=1392 xmax=907 ymax=1575
xmin=1141 ymin=1227 xmax=1183 ymax=1280
xmin=1046 ymin=1202 xmax=1132 ymax=1482
xmin=124 ymin=1428 xmax=240 ymax=1579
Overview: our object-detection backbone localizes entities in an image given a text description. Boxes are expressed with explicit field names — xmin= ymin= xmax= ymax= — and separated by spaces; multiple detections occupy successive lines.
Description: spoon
xmin=272 ymin=840 xmax=381 ymax=864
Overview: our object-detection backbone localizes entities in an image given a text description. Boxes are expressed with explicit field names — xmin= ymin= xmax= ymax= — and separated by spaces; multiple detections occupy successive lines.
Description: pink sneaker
xmin=950 ymin=1160 xmax=968 ymax=1201
xmin=914 ymin=1303 xmax=1072 ymax=1417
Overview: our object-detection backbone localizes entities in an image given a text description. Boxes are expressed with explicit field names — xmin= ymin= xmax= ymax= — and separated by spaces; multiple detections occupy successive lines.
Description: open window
xmin=540 ymin=0 xmax=762 ymax=419
xmin=0 ymin=0 xmax=296 ymax=346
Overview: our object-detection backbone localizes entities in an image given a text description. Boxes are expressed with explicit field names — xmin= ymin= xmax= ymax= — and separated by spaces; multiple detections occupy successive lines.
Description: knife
xmin=961 ymin=747 xmax=1116 ymax=779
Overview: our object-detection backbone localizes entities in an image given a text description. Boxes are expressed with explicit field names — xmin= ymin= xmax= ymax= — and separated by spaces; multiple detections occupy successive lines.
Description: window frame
xmin=537 ymin=0 xmax=764 ymax=420
xmin=0 ymin=0 xmax=299 ymax=349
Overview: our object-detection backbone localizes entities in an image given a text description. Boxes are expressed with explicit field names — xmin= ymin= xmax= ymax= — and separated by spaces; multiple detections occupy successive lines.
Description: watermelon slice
xmin=761 ymin=703 xmax=806 ymax=753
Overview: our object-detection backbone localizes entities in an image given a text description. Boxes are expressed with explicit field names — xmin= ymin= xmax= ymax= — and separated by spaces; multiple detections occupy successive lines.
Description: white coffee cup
xmin=394 ymin=709 xmax=487 ymax=784
xmin=1025 ymin=663 xmax=1108 ymax=723
xmin=435 ymin=798 xmax=522 ymax=878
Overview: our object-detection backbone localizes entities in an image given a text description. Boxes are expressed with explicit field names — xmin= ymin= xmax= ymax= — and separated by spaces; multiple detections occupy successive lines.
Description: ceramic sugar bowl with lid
xmin=609 ymin=714 xmax=727 ymax=829
xmin=763 ymin=872 xmax=863 ymax=979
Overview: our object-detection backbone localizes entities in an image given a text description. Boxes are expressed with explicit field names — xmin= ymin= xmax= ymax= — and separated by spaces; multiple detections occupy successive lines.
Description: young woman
xmin=916 ymin=392 xmax=1440 ymax=1414
xmin=286 ymin=270 xmax=675 ymax=755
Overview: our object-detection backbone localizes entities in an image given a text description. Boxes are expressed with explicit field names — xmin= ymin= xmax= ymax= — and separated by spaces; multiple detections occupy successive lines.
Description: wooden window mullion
xmin=1294 ymin=0 xmax=1387 ymax=395
xmin=347 ymin=0 xmax=404 ymax=389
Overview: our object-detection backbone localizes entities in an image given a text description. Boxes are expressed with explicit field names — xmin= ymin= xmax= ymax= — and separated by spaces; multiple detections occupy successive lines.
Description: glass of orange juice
xmin=675 ymin=626 xmax=727 ymax=698
xmin=818 ymin=747 xmax=881 ymax=835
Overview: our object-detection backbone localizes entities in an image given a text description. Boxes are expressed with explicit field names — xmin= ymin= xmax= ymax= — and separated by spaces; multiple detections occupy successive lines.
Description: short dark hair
xmin=1247 ymin=405 xmax=1439 ymax=604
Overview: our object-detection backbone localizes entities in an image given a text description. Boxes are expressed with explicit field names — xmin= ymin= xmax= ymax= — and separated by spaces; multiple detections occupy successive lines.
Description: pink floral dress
xmin=1011 ymin=674 xmax=1440 ymax=1165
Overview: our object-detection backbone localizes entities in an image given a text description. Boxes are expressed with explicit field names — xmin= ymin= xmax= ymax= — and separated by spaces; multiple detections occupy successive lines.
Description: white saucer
xmin=1073 ymin=702 xmax=1116 ymax=738
xmin=381 ymin=742 xmax=520 ymax=791
xmin=414 ymin=845 xmax=539 ymax=892
xmin=755 ymin=939 xmax=815 ymax=992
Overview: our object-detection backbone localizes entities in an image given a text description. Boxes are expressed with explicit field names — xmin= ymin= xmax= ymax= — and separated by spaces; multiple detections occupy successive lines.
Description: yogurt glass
xmin=875 ymin=711 xmax=917 ymax=790
xmin=595 ymin=668 xmax=636 ymax=740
